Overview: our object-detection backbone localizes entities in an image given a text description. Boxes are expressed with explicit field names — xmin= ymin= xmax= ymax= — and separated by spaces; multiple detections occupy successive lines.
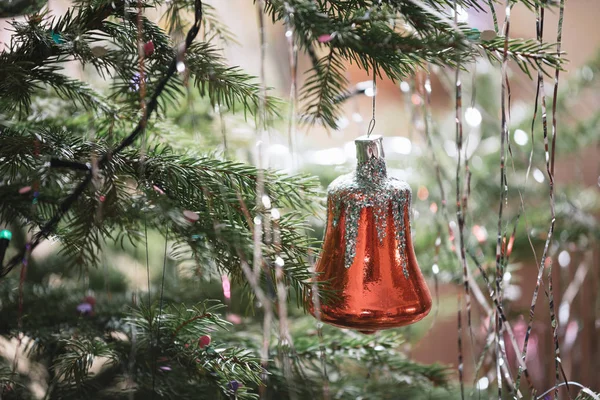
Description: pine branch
xmin=52 ymin=338 xmax=118 ymax=388
xmin=0 ymin=0 xmax=205 ymax=278
xmin=185 ymin=42 xmax=279 ymax=116
xmin=265 ymin=0 xmax=565 ymax=129
xmin=301 ymin=49 xmax=349 ymax=128
xmin=480 ymin=37 xmax=565 ymax=79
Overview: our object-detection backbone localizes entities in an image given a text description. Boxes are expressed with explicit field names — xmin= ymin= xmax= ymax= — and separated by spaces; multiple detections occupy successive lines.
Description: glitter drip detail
xmin=328 ymin=156 xmax=411 ymax=275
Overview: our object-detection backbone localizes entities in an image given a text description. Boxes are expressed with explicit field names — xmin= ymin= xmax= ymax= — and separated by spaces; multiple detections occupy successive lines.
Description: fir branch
xmin=185 ymin=42 xmax=279 ymax=116
xmin=52 ymin=338 xmax=118 ymax=388
xmin=480 ymin=37 xmax=565 ymax=78
xmin=0 ymin=0 xmax=205 ymax=278
xmin=266 ymin=0 xmax=565 ymax=129
xmin=301 ymin=49 xmax=349 ymax=128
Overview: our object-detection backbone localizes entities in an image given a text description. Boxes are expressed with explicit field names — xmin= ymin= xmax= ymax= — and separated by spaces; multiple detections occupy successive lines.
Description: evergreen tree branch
xmin=0 ymin=0 xmax=204 ymax=278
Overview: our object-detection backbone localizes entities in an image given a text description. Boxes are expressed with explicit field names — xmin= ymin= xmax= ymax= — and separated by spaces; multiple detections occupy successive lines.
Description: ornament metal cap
xmin=355 ymin=135 xmax=384 ymax=163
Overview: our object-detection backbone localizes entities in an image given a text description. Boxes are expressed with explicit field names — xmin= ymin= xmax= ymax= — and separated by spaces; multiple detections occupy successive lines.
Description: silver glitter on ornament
xmin=326 ymin=135 xmax=413 ymax=275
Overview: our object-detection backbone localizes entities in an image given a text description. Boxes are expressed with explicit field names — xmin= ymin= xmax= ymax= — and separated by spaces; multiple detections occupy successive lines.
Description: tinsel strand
xmin=517 ymin=4 xmax=548 ymax=392
xmin=496 ymin=2 xmax=513 ymax=397
xmin=452 ymin=2 xmax=472 ymax=397
xmin=273 ymin=215 xmax=297 ymax=400
xmin=420 ymin=72 xmax=440 ymax=332
xmin=547 ymin=0 xmax=569 ymax=397
xmin=286 ymin=18 xmax=298 ymax=170
xmin=457 ymin=292 xmax=464 ymax=400
xmin=309 ymin=252 xmax=330 ymax=399
xmin=254 ymin=2 xmax=273 ymax=394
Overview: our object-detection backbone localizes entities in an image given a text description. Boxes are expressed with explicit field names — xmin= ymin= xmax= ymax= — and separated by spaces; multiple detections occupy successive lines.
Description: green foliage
xmin=0 ymin=0 xmax=584 ymax=398
xmin=265 ymin=0 xmax=564 ymax=129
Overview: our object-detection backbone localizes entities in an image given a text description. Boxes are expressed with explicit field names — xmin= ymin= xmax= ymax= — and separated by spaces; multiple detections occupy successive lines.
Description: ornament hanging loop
xmin=366 ymin=118 xmax=376 ymax=138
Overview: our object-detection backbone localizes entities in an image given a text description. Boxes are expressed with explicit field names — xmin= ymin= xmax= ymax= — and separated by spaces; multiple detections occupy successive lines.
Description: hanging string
xmin=366 ymin=64 xmax=376 ymax=137
xmin=286 ymin=22 xmax=298 ymax=170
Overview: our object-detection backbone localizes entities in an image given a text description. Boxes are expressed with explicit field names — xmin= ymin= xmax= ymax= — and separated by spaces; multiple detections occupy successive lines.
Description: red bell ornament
xmin=309 ymin=135 xmax=432 ymax=333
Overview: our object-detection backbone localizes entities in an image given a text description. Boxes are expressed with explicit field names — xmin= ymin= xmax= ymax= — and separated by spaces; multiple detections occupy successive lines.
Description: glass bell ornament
xmin=309 ymin=135 xmax=432 ymax=334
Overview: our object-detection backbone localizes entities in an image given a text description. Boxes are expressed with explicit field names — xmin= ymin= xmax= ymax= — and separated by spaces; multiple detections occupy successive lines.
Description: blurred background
xmin=2 ymin=0 xmax=599 ymax=394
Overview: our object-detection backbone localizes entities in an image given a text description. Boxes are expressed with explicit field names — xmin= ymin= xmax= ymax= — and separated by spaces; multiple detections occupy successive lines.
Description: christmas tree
xmin=0 ymin=0 xmax=598 ymax=399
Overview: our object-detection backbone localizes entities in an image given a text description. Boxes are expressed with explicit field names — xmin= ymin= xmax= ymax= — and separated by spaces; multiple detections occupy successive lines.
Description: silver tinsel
xmin=326 ymin=136 xmax=412 ymax=277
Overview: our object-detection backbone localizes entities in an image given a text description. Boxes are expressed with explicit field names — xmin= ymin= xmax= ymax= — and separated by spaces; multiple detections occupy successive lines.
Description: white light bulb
xmin=400 ymin=81 xmax=410 ymax=93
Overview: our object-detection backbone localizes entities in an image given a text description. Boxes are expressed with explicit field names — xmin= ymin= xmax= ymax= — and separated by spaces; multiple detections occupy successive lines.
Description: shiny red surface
xmin=309 ymin=203 xmax=432 ymax=332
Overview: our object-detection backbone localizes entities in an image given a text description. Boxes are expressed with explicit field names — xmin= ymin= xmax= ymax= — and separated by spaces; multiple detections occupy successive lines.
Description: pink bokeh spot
xmin=221 ymin=274 xmax=231 ymax=300
xmin=318 ymin=34 xmax=333 ymax=43
xmin=226 ymin=313 xmax=242 ymax=324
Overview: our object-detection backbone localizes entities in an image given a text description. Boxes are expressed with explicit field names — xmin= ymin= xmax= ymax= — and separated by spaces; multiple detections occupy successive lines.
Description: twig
xmin=172 ymin=313 xmax=212 ymax=338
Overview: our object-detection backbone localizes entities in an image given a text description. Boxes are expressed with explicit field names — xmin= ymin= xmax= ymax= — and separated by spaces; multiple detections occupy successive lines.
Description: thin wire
xmin=158 ymin=227 xmax=169 ymax=323
xmin=144 ymin=218 xmax=151 ymax=306
xmin=366 ymin=64 xmax=376 ymax=137
xmin=152 ymin=227 xmax=169 ymax=393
